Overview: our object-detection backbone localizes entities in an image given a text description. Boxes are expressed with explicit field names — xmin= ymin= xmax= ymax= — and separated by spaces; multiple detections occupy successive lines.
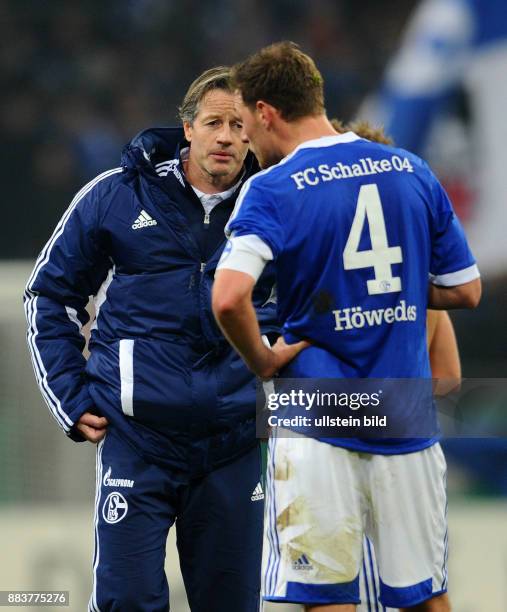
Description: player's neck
xmin=278 ymin=115 xmax=338 ymax=157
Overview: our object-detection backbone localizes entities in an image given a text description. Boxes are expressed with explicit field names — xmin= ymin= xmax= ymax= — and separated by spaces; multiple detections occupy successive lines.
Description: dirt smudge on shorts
xmin=277 ymin=494 xmax=362 ymax=583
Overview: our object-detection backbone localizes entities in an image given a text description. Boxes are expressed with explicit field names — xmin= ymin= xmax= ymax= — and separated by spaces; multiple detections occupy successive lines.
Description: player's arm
xmin=212 ymin=235 xmax=308 ymax=378
xmin=427 ymin=166 xmax=481 ymax=310
xmin=428 ymin=276 xmax=481 ymax=310
xmin=213 ymin=269 xmax=275 ymax=378
xmin=427 ymin=311 xmax=461 ymax=397
xmin=24 ymin=175 xmax=113 ymax=443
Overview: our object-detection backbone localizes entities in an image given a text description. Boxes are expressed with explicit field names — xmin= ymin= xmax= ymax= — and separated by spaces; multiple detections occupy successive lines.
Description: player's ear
xmin=256 ymin=101 xmax=276 ymax=129
xmin=183 ymin=121 xmax=192 ymax=142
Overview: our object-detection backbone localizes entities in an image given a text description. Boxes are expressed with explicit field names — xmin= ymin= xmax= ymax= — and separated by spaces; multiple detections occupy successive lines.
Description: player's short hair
xmin=179 ymin=66 xmax=233 ymax=125
xmin=232 ymin=41 xmax=325 ymax=121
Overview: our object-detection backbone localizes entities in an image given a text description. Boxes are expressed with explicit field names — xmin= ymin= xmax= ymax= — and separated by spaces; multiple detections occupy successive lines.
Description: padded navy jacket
xmin=24 ymin=127 xmax=279 ymax=475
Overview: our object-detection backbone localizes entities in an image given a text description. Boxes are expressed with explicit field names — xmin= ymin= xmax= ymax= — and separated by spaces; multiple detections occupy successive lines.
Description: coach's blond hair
xmin=178 ymin=66 xmax=233 ymax=124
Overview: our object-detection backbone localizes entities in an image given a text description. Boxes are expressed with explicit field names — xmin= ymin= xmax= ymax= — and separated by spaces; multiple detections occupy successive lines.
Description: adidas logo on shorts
xmin=132 ymin=210 xmax=158 ymax=229
xmin=292 ymin=553 xmax=313 ymax=571
xmin=251 ymin=482 xmax=264 ymax=501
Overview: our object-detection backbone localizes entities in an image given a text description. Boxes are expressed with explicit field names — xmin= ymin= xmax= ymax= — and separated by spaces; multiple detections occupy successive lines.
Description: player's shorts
xmin=262 ymin=433 xmax=448 ymax=608
xmin=358 ymin=537 xmax=397 ymax=612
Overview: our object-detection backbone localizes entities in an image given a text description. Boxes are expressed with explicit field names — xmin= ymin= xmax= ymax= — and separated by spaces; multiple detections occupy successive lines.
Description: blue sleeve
xmin=23 ymin=173 xmax=114 ymax=441
xmin=429 ymin=173 xmax=477 ymax=283
xmin=227 ymin=179 xmax=285 ymax=258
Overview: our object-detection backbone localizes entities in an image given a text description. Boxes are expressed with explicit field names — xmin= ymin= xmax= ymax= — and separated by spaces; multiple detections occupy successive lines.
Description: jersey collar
xmin=293 ymin=131 xmax=361 ymax=154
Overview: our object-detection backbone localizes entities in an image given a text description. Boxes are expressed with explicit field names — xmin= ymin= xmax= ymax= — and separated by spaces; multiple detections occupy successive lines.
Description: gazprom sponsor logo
xmin=103 ymin=466 xmax=135 ymax=488
xmin=333 ymin=299 xmax=417 ymax=331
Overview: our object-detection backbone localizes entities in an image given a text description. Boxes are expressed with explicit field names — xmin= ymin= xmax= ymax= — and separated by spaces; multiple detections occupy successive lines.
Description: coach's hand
xmin=76 ymin=411 xmax=109 ymax=443
xmin=260 ymin=336 xmax=310 ymax=380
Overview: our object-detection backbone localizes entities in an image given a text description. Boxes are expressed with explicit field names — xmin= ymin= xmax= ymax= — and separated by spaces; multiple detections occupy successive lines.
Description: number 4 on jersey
xmin=343 ymin=183 xmax=402 ymax=295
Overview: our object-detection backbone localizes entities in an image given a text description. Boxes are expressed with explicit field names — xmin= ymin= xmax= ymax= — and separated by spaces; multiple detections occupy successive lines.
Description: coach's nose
xmin=216 ymin=123 xmax=233 ymax=146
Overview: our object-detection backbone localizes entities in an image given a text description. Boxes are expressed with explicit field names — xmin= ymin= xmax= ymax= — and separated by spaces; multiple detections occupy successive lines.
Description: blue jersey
xmin=227 ymin=132 xmax=478 ymax=453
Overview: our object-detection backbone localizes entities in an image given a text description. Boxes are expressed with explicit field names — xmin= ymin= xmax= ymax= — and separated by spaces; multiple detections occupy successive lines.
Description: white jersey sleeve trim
xmin=216 ymin=234 xmax=274 ymax=282
xmin=429 ymin=263 xmax=480 ymax=287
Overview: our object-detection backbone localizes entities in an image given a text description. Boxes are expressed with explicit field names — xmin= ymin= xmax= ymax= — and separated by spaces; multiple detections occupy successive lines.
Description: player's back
xmin=230 ymin=132 xmax=473 ymax=379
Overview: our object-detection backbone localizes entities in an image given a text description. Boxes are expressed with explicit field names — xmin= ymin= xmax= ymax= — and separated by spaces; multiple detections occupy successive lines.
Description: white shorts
xmin=262 ymin=434 xmax=448 ymax=608
xmin=358 ymin=537 xmax=397 ymax=612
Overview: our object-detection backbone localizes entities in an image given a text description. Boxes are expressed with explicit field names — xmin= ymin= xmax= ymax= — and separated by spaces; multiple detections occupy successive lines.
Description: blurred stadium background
xmin=1 ymin=0 xmax=506 ymax=609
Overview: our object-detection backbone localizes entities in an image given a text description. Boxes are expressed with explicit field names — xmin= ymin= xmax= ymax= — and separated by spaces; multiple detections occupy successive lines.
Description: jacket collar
xmin=121 ymin=126 xmax=258 ymax=188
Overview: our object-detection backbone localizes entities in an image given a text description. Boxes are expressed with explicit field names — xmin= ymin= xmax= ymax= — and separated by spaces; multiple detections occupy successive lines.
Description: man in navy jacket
xmin=24 ymin=67 xmax=279 ymax=612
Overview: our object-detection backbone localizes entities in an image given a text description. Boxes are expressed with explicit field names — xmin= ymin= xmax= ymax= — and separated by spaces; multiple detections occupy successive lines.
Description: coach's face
xmin=184 ymin=89 xmax=248 ymax=186
xmin=237 ymin=97 xmax=284 ymax=169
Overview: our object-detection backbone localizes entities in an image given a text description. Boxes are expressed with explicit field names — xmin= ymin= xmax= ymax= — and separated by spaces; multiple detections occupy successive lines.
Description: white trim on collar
xmin=293 ymin=131 xmax=361 ymax=153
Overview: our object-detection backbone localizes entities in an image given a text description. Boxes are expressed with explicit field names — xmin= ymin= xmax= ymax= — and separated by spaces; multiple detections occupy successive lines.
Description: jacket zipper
xmin=190 ymin=262 xmax=206 ymax=288
xmin=203 ymin=212 xmax=210 ymax=225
